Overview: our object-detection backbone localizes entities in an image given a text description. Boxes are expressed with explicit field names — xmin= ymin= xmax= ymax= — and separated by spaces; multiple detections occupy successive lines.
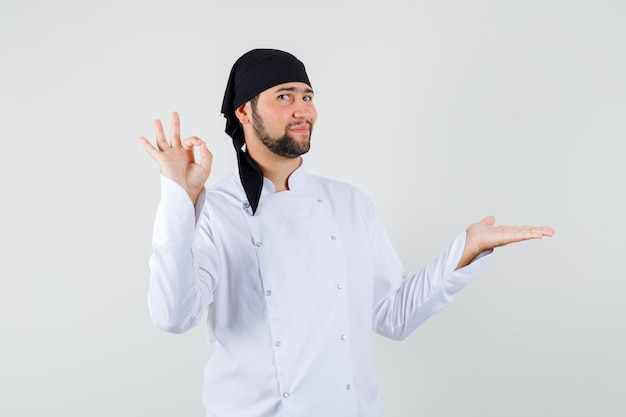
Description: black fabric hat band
xmin=221 ymin=49 xmax=311 ymax=214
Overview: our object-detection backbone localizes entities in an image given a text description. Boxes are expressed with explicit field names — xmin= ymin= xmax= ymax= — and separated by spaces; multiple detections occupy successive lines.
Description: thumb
xmin=198 ymin=142 xmax=213 ymax=175
xmin=480 ymin=215 xmax=496 ymax=227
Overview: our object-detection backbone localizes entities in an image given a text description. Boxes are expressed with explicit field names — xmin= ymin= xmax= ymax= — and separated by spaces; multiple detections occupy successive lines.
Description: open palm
xmin=457 ymin=216 xmax=555 ymax=269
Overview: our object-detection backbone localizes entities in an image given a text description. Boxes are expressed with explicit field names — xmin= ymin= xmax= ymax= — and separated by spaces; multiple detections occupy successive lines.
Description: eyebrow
xmin=275 ymin=86 xmax=315 ymax=95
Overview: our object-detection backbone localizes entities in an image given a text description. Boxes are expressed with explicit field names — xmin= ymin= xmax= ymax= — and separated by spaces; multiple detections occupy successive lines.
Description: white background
xmin=1 ymin=0 xmax=624 ymax=416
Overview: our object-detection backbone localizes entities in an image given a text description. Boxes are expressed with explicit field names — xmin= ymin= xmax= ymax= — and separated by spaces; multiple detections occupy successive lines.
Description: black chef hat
xmin=221 ymin=49 xmax=311 ymax=214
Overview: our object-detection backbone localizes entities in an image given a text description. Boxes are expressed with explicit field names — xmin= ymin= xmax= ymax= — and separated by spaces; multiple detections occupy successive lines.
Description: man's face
xmin=250 ymin=82 xmax=317 ymax=158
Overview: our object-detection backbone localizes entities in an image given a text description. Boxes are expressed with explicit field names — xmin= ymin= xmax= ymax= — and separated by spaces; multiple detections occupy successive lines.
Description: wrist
xmin=456 ymin=232 xmax=481 ymax=270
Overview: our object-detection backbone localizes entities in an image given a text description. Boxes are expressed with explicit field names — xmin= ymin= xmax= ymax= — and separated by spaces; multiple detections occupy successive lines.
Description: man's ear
xmin=235 ymin=102 xmax=251 ymax=125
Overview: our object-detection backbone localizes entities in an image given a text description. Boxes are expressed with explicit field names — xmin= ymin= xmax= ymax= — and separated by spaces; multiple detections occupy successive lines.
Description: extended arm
xmin=372 ymin=215 xmax=554 ymax=341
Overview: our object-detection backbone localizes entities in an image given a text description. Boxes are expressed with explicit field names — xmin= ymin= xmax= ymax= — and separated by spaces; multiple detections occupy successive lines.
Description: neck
xmin=246 ymin=144 xmax=301 ymax=192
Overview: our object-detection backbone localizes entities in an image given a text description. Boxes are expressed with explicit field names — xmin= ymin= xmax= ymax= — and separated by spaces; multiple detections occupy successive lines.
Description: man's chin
xmin=284 ymin=135 xmax=311 ymax=155
xmin=279 ymin=146 xmax=310 ymax=159
xmin=261 ymin=133 xmax=311 ymax=158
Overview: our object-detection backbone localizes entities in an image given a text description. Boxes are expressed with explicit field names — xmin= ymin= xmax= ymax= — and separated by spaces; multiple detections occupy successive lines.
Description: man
xmin=139 ymin=49 xmax=554 ymax=417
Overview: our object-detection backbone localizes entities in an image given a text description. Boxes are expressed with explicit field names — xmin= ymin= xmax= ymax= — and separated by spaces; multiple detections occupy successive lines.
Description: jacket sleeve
xmin=147 ymin=176 xmax=220 ymax=334
xmin=371 ymin=216 xmax=492 ymax=341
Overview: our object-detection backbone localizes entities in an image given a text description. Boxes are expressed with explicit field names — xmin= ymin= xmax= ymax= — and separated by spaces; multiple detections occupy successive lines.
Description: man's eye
xmin=278 ymin=94 xmax=290 ymax=100
xmin=303 ymin=96 xmax=313 ymax=102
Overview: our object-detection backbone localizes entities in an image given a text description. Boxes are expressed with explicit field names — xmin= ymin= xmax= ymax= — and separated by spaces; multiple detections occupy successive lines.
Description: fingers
xmin=198 ymin=142 xmax=214 ymax=174
xmin=476 ymin=215 xmax=553 ymax=238
xmin=515 ymin=225 xmax=555 ymax=238
xmin=154 ymin=119 xmax=169 ymax=151
xmin=182 ymin=136 xmax=203 ymax=150
xmin=499 ymin=225 xmax=555 ymax=244
xmin=182 ymin=136 xmax=213 ymax=170
xmin=467 ymin=218 xmax=555 ymax=251
xmin=521 ymin=226 xmax=546 ymax=240
xmin=181 ymin=136 xmax=213 ymax=172
xmin=141 ymin=115 xmax=212 ymax=179
xmin=139 ymin=136 xmax=160 ymax=161
xmin=170 ymin=111 xmax=182 ymax=148
xmin=153 ymin=112 xmax=182 ymax=149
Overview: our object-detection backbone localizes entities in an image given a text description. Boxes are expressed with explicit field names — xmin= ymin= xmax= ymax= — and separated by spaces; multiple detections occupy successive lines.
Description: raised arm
xmin=140 ymin=112 xmax=218 ymax=334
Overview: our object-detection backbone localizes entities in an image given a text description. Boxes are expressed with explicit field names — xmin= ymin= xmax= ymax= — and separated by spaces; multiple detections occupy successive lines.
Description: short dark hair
xmin=250 ymin=95 xmax=259 ymax=112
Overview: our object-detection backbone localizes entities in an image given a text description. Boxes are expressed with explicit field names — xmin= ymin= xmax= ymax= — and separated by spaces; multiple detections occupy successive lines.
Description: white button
xmin=330 ymin=235 xmax=337 ymax=240
xmin=256 ymin=241 xmax=263 ymax=247
xmin=243 ymin=202 xmax=250 ymax=209
xmin=340 ymin=334 xmax=346 ymax=340
xmin=283 ymin=392 xmax=290 ymax=398
xmin=275 ymin=341 xmax=282 ymax=347
xmin=346 ymin=384 xmax=351 ymax=390
xmin=337 ymin=284 xmax=343 ymax=290
xmin=265 ymin=290 xmax=272 ymax=296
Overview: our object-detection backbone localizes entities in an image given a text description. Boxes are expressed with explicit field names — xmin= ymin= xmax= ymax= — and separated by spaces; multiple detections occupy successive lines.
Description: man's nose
xmin=293 ymin=101 xmax=313 ymax=119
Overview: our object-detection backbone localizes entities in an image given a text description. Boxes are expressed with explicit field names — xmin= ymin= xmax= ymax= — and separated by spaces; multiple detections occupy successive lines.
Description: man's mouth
xmin=289 ymin=122 xmax=312 ymax=134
